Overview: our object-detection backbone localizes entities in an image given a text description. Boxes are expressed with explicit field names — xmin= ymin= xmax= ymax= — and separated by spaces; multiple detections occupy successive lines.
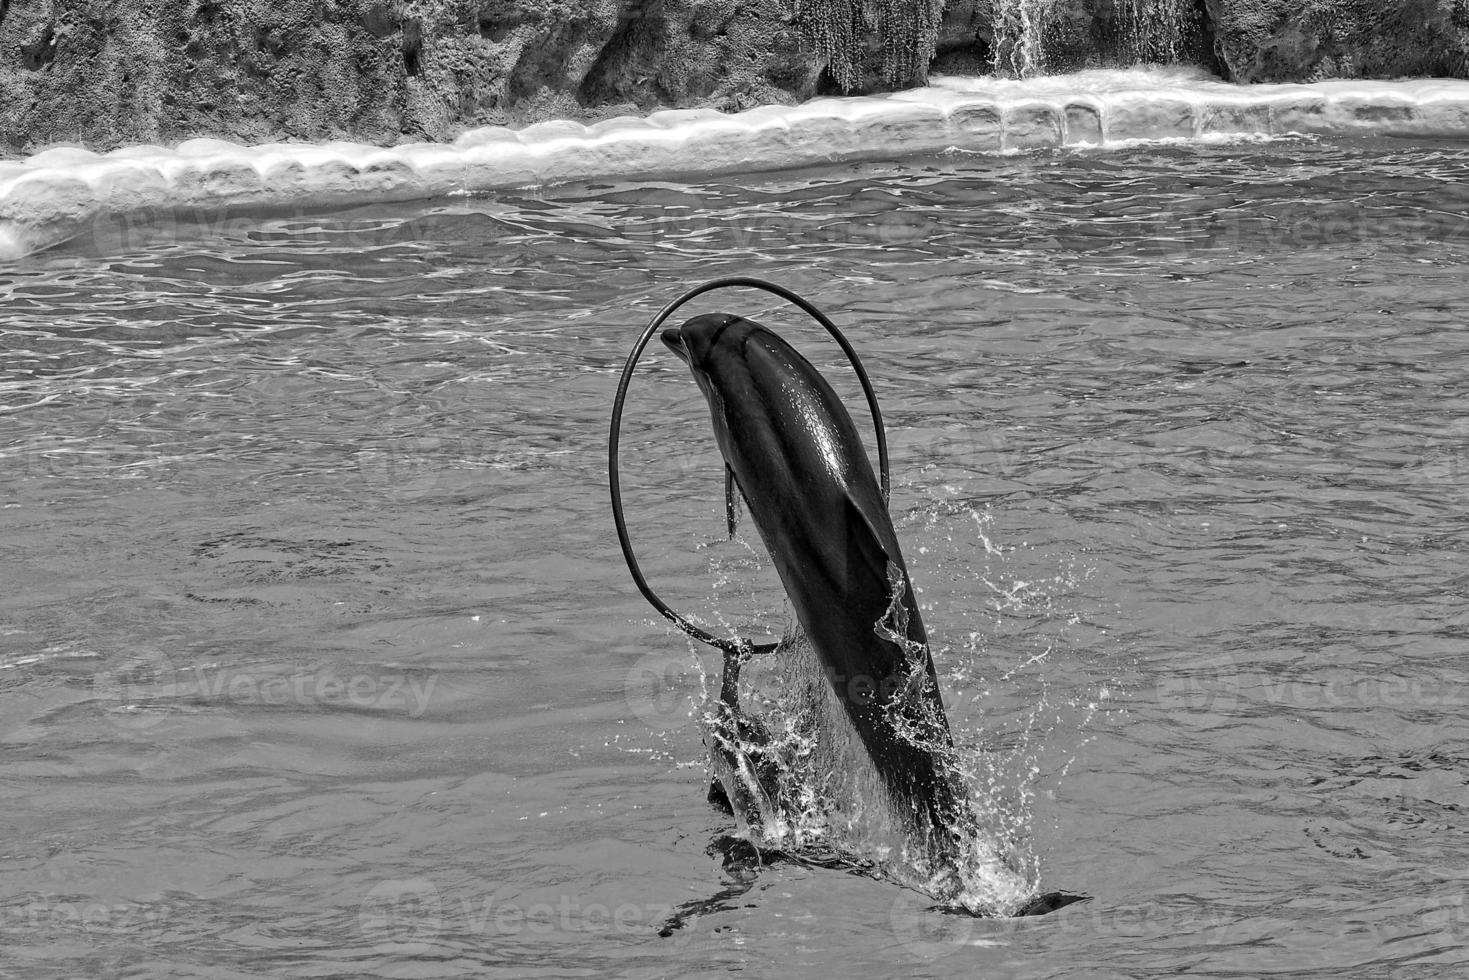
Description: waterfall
xmin=1117 ymin=0 xmax=1191 ymax=64
xmin=990 ymin=0 xmax=1198 ymax=78
xmin=991 ymin=0 xmax=1053 ymax=78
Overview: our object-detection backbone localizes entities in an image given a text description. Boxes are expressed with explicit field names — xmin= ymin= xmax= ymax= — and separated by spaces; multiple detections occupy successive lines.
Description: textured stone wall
xmin=0 ymin=0 xmax=818 ymax=154
xmin=1 ymin=0 xmax=1467 ymax=154
xmin=1206 ymin=0 xmax=1469 ymax=82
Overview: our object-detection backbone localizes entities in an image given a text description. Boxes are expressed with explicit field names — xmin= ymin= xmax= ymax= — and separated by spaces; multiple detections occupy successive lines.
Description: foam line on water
xmin=3 ymin=67 xmax=1468 ymax=260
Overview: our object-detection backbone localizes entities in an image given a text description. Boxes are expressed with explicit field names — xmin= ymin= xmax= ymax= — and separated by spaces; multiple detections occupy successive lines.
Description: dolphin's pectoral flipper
xmin=724 ymin=464 xmax=739 ymax=539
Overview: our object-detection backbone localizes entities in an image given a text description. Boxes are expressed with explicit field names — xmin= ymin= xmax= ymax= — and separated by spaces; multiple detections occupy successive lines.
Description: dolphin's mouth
xmin=661 ymin=327 xmax=690 ymax=364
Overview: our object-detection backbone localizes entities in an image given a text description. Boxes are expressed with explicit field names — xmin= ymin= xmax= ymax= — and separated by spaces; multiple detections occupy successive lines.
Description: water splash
xmin=684 ymin=485 xmax=1112 ymax=914
xmin=699 ymin=571 xmax=1037 ymax=915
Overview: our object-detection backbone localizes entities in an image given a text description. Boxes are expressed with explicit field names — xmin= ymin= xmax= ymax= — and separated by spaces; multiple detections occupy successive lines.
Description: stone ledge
xmin=5 ymin=69 xmax=1469 ymax=260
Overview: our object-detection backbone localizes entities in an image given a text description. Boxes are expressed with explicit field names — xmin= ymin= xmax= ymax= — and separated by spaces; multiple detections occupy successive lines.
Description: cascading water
xmin=991 ymin=0 xmax=1054 ymax=78
xmin=990 ymin=0 xmax=1198 ymax=77
xmin=1117 ymin=0 xmax=1192 ymax=63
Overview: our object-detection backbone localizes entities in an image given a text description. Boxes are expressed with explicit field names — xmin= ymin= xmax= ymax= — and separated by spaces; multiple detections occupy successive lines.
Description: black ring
xmin=608 ymin=276 xmax=890 ymax=654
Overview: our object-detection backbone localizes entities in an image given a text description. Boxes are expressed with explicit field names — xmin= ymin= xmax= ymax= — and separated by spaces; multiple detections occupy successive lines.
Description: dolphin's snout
xmin=666 ymin=313 xmax=744 ymax=369
xmin=661 ymin=327 xmax=690 ymax=364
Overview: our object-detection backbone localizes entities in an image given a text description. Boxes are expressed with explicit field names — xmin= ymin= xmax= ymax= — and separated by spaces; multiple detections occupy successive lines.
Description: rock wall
xmin=1206 ymin=0 xmax=1469 ymax=82
xmin=0 ymin=0 xmax=818 ymax=155
xmin=1 ymin=0 xmax=1467 ymax=155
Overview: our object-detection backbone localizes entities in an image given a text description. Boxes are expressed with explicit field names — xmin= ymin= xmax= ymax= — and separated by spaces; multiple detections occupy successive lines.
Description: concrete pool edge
xmin=4 ymin=68 xmax=1469 ymax=261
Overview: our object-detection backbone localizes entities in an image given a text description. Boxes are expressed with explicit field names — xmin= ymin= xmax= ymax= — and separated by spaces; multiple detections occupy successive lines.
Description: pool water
xmin=2 ymin=135 xmax=1468 ymax=977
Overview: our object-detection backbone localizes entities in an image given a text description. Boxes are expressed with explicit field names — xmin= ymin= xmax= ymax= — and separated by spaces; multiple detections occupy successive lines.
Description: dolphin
xmin=662 ymin=312 xmax=967 ymax=859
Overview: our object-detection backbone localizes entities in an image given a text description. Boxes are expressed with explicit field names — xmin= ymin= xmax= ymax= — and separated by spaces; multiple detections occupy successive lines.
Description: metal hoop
xmin=608 ymin=276 xmax=890 ymax=655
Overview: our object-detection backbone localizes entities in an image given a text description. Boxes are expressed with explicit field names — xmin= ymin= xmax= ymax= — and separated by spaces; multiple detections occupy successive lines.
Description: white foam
xmin=3 ymin=66 xmax=1467 ymax=260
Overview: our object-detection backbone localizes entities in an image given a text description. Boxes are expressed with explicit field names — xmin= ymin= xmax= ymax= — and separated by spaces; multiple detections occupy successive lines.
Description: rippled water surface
xmin=3 ymin=135 xmax=1468 ymax=978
